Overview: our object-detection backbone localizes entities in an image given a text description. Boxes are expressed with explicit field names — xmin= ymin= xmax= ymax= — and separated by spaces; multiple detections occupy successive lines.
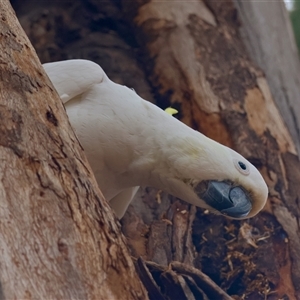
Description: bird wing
xmin=109 ymin=186 xmax=140 ymax=218
xmin=43 ymin=59 xmax=106 ymax=104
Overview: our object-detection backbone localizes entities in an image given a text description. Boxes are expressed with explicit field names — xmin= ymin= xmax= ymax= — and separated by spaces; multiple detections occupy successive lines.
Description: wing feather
xmin=43 ymin=59 xmax=106 ymax=103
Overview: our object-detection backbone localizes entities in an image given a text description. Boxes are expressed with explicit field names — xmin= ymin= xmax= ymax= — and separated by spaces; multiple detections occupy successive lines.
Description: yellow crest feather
xmin=164 ymin=107 xmax=178 ymax=116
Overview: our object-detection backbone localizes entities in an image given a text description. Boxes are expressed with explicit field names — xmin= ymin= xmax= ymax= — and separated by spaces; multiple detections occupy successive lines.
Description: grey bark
xmin=9 ymin=0 xmax=300 ymax=299
xmin=235 ymin=0 xmax=300 ymax=154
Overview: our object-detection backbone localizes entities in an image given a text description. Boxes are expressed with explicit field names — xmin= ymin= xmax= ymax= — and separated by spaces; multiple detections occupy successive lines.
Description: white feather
xmin=43 ymin=59 xmax=268 ymax=219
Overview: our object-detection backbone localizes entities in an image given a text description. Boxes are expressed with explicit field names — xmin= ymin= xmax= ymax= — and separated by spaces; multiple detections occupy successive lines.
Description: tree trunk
xmin=10 ymin=0 xmax=300 ymax=299
xmin=0 ymin=0 xmax=147 ymax=299
xmin=234 ymin=0 xmax=300 ymax=155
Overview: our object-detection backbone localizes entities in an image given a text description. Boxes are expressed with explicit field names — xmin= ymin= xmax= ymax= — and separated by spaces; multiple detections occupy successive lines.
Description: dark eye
xmin=238 ymin=161 xmax=247 ymax=170
xmin=234 ymin=159 xmax=250 ymax=175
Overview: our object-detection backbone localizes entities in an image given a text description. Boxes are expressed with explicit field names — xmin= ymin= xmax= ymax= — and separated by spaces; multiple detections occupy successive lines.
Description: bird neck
xmin=124 ymin=114 xmax=210 ymax=192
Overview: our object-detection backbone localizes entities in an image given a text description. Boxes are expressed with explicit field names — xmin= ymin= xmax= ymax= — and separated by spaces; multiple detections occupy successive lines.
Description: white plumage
xmin=43 ymin=59 xmax=268 ymax=219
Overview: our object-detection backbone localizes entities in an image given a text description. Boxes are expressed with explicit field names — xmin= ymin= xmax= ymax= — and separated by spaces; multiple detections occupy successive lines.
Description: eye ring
xmin=234 ymin=159 xmax=250 ymax=176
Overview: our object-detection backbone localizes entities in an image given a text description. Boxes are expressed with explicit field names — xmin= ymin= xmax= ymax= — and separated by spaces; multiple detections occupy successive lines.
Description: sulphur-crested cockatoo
xmin=43 ymin=59 xmax=268 ymax=219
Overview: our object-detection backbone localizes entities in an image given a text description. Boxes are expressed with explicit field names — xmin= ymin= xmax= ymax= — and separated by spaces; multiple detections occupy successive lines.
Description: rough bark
xmin=0 ymin=0 xmax=147 ymax=299
xmin=127 ymin=1 xmax=300 ymax=298
xmin=234 ymin=0 xmax=300 ymax=155
xmin=10 ymin=0 xmax=300 ymax=299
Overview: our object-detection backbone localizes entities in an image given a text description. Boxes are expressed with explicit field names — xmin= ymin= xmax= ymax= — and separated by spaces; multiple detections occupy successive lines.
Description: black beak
xmin=195 ymin=181 xmax=252 ymax=218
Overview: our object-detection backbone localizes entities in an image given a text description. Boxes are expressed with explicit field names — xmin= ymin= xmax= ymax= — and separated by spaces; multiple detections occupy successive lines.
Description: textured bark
xmin=124 ymin=1 xmax=300 ymax=299
xmin=234 ymin=0 xmax=300 ymax=155
xmin=126 ymin=1 xmax=300 ymax=299
xmin=10 ymin=0 xmax=300 ymax=299
xmin=0 ymin=1 xmax=147 ymax=299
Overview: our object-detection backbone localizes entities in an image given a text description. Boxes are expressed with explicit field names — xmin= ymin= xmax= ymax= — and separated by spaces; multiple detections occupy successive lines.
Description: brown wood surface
xmin=0 ymin=0 xmax=147 ymax=298
xmin=9 ymin=0 xmax=300 ymax=299
xmin=235 ymin=0 xmax=300 ymax=155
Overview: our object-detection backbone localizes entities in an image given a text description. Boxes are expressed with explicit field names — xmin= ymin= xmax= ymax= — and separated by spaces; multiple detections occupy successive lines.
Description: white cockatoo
xmin=43 ymin=59 xmax=268 ymax=219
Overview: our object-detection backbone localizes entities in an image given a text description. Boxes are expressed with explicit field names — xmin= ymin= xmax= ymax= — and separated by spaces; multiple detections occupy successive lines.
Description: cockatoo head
xmin=168 ymin=134 xmax=268 ymax=219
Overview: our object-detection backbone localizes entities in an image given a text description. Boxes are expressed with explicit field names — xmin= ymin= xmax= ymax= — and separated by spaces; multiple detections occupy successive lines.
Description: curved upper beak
xmin=195 ymin=181 xmax=252 ymax=218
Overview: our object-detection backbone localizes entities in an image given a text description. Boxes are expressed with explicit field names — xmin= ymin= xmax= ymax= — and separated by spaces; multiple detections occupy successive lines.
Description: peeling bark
xmin=127 ymin=0 xmax=300 ymax=298
xmin=235 ymin=0 xmax=300 ymax=154
xmin=10 ymin=0 xmax=300 ymax=299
